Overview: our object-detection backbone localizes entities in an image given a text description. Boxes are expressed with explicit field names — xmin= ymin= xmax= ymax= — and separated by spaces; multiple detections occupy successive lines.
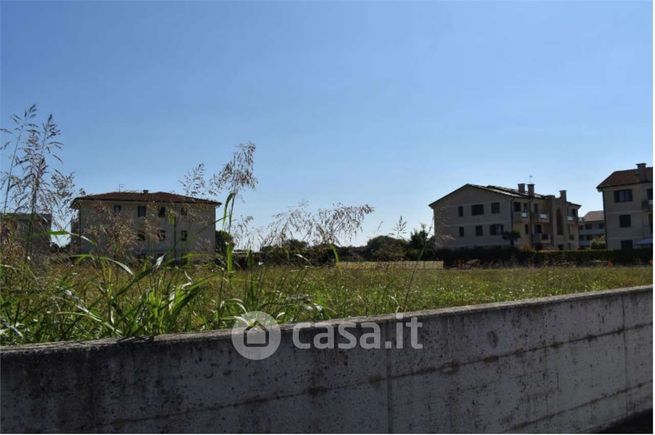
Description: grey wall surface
xmin=1 ymin=286 xmax=652 ymax=433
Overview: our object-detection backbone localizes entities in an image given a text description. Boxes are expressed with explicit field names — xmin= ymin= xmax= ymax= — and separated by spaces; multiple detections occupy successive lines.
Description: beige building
xmin=0 ymin=213 xmax=52 ymax=258
xmin=430 ymin=183 xmax=580 ymax=250
xmin=597 ymin=163 xmax=652 ymax=250
xmin=578 ymin=210 xmax=604 ymax=249
xmin=71 ymin=191 xmax=220 ymax=259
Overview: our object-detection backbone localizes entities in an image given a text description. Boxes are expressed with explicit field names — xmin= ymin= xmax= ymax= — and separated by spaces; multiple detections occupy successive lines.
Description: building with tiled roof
xmin=429 ymin=183 xmax=580 ymax=250
xmin=597 ymin=165 xmax=653 ymax=189
xmin=71 ymin=190 xmax=221 ymax=259
xmin=72 ymin=190 xmax=219 ymax=206
xmin=597 ymin=163 xmax=653 ymax=250
xmin=578 ymin=210 xmax=605 ymax=249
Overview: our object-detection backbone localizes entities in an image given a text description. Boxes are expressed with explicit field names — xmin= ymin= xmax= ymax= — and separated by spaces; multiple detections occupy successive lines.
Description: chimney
xmin=637 ymin=163 xmax=647 ymax=182
xmin=518 ymin=183 xmax=526 ymax=194
xmin=527 ymin=184 xmax=534 ymax=196
xmin=559 ymin=190 xmax=567 ymax=201
xmin=143 ymin=189 xmax=149 ymax=194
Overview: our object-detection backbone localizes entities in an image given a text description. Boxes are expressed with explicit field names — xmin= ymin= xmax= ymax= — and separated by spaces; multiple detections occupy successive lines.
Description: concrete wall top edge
xmin=2 ymin=285 xmax=652 ymax=355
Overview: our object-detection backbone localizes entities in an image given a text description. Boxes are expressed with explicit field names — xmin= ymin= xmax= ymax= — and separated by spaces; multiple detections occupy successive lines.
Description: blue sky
xmin=1 ymin=1 xmax=652 ymax=245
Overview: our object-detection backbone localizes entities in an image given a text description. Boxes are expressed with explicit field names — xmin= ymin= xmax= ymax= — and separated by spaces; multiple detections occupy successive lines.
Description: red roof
xmin=430 ymin=184 xmax=581 ymax=207
xmin=581 ymin=210 xmax=604 ymax=222
xmin=597 ymin=166 xmax=652 ymax=189
xmin=72 ymin=191 xmax=220 ymax=206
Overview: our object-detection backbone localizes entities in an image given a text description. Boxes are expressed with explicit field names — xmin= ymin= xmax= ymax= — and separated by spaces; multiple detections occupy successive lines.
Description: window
xmin=556 ymin=209 xmax=563 ymax=235
xmin=181 ymin=207 xmax=188 ymax=216
xmin=513 ymin=202 xmax=521 ymax=212
xmin=569 ymin=234 xmax=574 ymax=241
xmin=585 ymin=224 xmax=592 ymax=230
xmin=649 ymin=214 xmax=653 ymax=233
xmin=535 ymin=224 xmax=542 ymax=234
xmin=138 ymin=205 xmax=147 ymax=217
xmin=181 ymin=230 xmax=188 ymax=241
xmin=533 ymin=203 xmax=539 ymax=213
xmin=619 ymin=214 xmax=631 ymax=228
xmin=524 ymin=224 xmax=529 ymax=235
xmin=113 ymin=205 xmax=122 ymax=214
xmin=158 ymin=207 xmax=166 ymax=217
xmin=614 ymin=189 xmax=633 ymax=203
xmin=599 ymin=223 xmax=604 ymax=230
xmin=489 ymin=224 xmax=504 ymax=236
xmin=471 ymin=204 xmax=484 ymax=216
xmin=648 ymin=189 xmax=653 ymax=200
xmin=137 ymin=231 xmax=146 ymax=241
xmin=491 ymin=202 xmax=500 ymax=214
xmin=475 ymin=225 xmax=483 ymax=236
xmin=458 ymin=226 xmax=464 ymax=237
xmin=458 ymin=206 xmax=463 ymax=217
xmin=620 ymin=240 xmax=633 ymax=250
xmin=157 ymin=230 xmax=166 ymax=241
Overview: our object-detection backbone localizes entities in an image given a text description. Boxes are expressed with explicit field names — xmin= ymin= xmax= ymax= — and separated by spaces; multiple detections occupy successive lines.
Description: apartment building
xmin=71 ymin=191 xmax=220 ymax=258
xmin=0 ymin=213 xmax=52 ymax=257
xmin=429 ymin=183 xmax=580 ymax=250
xmin=578 ymin=211 xmax=604 ymax=249
xmin=597 ymin=163 xmax=653 ymax=250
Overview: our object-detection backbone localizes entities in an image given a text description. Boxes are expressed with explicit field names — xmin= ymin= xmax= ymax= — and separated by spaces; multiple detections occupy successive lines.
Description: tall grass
xmin=1 ymin=251 xmax=651 ymax=346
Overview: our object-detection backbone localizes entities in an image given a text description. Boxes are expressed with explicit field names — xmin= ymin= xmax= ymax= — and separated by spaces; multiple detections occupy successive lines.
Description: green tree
xmin=590 ymin=235 xmax=606 ymax=250
xmin=365 ymin=235 xmax=407 ymax=261
xmin=502 ymin=230 xmax=521 ymax=247
xmin=406 ymin=225 xmax=436 ymax=260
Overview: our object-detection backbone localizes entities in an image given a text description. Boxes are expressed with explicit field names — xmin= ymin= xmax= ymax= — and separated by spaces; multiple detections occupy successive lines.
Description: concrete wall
xmin=1 ymin=286 xmax=652 ymax=433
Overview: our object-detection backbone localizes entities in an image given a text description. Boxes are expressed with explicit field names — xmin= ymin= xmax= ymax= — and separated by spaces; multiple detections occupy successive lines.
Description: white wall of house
xmin=601 ymin=184 xmax=653 ymax=250
xmin=431 ymin=185 xmax=579 ymax=250
xmin=431 ymin=186 xmax=514 ymax=249
xmin=579 ymin=219 xmax=605 ymax=248
xmin=73 ymin=200 xmax=216 ymax=258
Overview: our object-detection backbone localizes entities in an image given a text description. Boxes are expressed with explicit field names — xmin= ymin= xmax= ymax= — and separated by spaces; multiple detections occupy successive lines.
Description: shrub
xmin=433 ymin=247 xmax=652 ymax=267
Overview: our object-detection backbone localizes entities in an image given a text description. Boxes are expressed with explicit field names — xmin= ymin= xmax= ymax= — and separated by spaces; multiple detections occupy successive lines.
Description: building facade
xmin=578 ymin=210 xmax=604 ymax=249
xmin=0 ymin=213 xmax=52 ymax=258
xmin=71 ymin=191 xmax=220 ymax=259
xmin=597 ymin=163 xmax=653 ymax=250
xmin=430 ymin=183 xmax=580 ymax=250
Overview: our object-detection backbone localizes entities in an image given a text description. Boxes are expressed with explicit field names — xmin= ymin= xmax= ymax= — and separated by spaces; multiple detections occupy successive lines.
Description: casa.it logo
xmin=230 ymin=311 xmax=282 ymax=360
xmin=231 ymin=311 xmax=423 ymax=360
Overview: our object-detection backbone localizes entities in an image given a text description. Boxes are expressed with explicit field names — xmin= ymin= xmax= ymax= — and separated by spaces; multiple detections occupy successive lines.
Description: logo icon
xmin=231 ymin=311 xmax=281 ymax=360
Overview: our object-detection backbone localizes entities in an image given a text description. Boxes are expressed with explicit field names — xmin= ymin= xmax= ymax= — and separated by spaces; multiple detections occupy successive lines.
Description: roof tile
xmin=72 ymin=191 xmax=220 ymax=206
xmin=597 ymin=167 xmax=652 ymax=189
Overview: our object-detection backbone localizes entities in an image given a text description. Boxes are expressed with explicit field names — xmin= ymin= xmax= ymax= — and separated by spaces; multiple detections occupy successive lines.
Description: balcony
xmin=513 ymin=211 xmax=529 ymax=222
xmin=538 ymin=213 xmax=549 ymax=223
xmin=567 ymin=216 xmax=578 ymax=224
xmin=642 ymin=200 xmax=653 ymax=210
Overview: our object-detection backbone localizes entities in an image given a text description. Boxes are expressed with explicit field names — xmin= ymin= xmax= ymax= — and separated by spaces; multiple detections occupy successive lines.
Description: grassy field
xmin=0 ymin=259 xmax=651 ymax=346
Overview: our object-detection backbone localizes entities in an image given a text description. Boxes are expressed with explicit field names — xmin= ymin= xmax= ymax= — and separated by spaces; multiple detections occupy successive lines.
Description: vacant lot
xmin=1 ymin=261 xmax=651 ymax=346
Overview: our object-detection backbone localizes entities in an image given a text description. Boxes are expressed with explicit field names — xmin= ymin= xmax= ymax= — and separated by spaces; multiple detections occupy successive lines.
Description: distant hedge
xmin=432 ymin=247 xmax=653 ymax=267
xmin=231 ymin=244 xmax=652 ymax=268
